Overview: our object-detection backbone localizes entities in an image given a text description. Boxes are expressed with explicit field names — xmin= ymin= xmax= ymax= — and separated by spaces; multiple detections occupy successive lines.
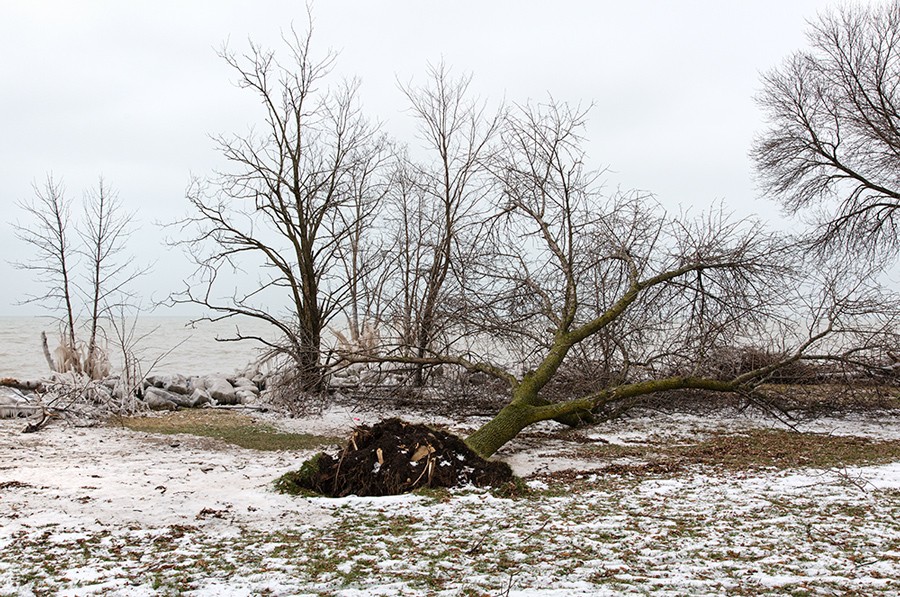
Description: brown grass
xmin=113 ymin=409 xmax=340 ymax=451
xmin=679 ymin=428 xmax=900 ymax=470
xmin=572 ymin=427 xmax=900 ymax=474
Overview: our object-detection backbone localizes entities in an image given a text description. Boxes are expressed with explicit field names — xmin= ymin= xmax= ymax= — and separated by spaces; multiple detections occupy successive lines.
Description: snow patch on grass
xmin=2 ymin=411 xmax=900 ymax=595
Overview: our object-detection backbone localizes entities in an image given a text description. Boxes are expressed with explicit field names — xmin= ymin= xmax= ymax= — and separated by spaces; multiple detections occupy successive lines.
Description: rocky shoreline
xmin=0 ymin=361 xmax=493 ymax=421
xmin=140 ymin=372 xmax=264 ymax=409
xmin=0 ymin=371 xmax=268 ymax=419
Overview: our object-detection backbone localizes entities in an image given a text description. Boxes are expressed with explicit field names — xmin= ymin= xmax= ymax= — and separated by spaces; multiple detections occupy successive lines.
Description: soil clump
xmin=277 ymin=418 xmax=513 ymax=497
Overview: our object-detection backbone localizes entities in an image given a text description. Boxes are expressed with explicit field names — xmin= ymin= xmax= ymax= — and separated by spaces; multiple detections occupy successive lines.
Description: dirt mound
xmin=276 ymin=418 xmax=513 ymax=497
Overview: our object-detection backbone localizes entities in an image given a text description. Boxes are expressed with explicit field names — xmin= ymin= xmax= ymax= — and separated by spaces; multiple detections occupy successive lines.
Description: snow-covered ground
xmin=1 ymin=406 xmax=899 ymax=596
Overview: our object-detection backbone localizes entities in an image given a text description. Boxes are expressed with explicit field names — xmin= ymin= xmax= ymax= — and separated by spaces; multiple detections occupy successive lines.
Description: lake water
xmin=0 ymin=316 xmax=283 ymax=380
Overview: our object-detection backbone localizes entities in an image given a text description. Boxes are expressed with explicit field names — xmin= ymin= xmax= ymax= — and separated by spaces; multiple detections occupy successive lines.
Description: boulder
xmin=467 ymin=372 xmax=490 ymax=385
xmin=205 ymin=376 xmax=237 ymax=405
xmin=331 ymin=376 xmax=360 ymax=389
xmin=145 ymin=374 xmax=190 ymax=395
xmin=358 ymin=369 xmax=380 ymax=385
xmin=143 ymin=387 xmax=179 ymax=411
xmin=235 ymin=389 xmax=258 ymax=404
xmin=346 ymin=362 xmax=368 ymax=377
xmin=163 ymin=374 xmax=190 ymax=395
xmin=101 ymin=375 xmax=120 ymax=391
xmin=188 ymin=388 xmax=211 ymax=408
xmin=249 ymin=371 xmax=267 ymax=386
xmin=233 ymin=377 xmax=259 ymax=394
xmin=146 ymin=386 xmax=198 ymax=409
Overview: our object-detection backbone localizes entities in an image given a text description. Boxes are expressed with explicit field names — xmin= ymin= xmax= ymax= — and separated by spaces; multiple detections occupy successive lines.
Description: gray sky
xmin=0 ymin=0 xmax=830 ymax=316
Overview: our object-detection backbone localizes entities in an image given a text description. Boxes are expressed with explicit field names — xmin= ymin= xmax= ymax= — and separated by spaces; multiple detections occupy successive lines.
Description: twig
xmin=501 ymin=569 xmax=515 ymax=597
xmin=830 ymin=464 xmax=876 ymax=493
xmin=466 ymin=522 xmax=494 ymax=555
xmin=518 ymin=518 xmax=551 ymax=544
xmin=22 ymin=406 xmax=59 ymax=433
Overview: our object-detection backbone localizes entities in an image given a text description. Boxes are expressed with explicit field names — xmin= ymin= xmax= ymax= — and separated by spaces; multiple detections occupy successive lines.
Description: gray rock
xmin=358 ymin=368 xmax=383 ymax=385
xmin=111 ymin=378 xmax=128 ymax=400
xmin=189 ymin=388 xmax=211 ymax=408
xmin=346 ymin=362 xmax=367 ymax=377
xmin=91 ymin=384 xmax=113 ymax=403
xmin=205 ymin=376 xmax=237 ymax=405
xmin=233 ymin=377 xmax=259 ymax=394
xmin=145 ymin=374 xmax=190 ymax=395
xmin=146 ymin=386 xmax=197 ymax=408
xmin=235 ymin=389 xmax=258 ymax=404
xmin=143 ymin=387 xmax=178 ymax=411
xmin=331 ymin=376 xmax=360 ymax=389
xmin=468 ymin=372 xmax=490 ymax=385
xmin=163 ymin=374 xmax=190 ymax=395
xmin=102 ymin=375 xmax=120 ymax=391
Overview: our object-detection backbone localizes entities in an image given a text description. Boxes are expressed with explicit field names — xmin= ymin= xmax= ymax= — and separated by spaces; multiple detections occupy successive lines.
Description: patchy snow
xmin=1 ymin=409 xmax=899 ymax=595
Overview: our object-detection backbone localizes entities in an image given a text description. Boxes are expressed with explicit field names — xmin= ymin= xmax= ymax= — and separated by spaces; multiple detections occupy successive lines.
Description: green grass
xmin=113 ymin=409 xmax=340 ymax=451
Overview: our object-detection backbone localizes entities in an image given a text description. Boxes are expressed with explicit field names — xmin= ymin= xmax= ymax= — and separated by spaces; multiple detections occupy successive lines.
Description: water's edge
xmin=0 ymin=316 xmax=277 ymax=380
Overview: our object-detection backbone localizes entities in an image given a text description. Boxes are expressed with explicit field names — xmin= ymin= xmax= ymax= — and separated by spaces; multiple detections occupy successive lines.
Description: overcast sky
xmin=0 ymin=0 xmax=831 ymax=316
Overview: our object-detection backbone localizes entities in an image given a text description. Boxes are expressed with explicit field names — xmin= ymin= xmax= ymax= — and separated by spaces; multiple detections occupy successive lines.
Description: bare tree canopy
xmin=13 ymin=175 xmax=143 ymax=379
xmin=170 ymin=25 xmax=389 ymax=391
xmin=13 ymin=175 xmax=78 ymax=347
xmin=340 ymin=99 xmax=896 ymax=458
xmin=386 ymin=63 xmax=502 ymax=385
xmin=162 ymin=17 xmax=900 ymax=459
xmin=79 ymin=178 xmax=141 ymax=378
xmin=752 ymin=0 xmax=900 ymax=257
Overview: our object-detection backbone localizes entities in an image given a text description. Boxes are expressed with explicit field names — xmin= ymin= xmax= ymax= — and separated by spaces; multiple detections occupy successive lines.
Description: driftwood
xmin=203 ymin=404 xmax=268 ymax=412
xmin=22 ymin=406 xmax=59 ymax=433
xmin=0 ymin=378 xmax=47 ymax=393
xmin=41 ymin=331 xmax=57 ymax=372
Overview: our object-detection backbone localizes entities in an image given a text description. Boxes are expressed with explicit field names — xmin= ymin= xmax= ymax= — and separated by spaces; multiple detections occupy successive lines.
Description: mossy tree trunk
xmin=462 ymin=318 xmax=827 ymax=459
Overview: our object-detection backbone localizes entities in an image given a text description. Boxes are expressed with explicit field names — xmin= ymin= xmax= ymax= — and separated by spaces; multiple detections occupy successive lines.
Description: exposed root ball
xmin=277 ymin=418 xmax=513 ymax=497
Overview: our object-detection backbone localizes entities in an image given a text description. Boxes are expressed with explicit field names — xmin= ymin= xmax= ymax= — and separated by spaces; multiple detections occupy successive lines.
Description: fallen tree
xmin=341 ymin=101 xmax=899 ymax=459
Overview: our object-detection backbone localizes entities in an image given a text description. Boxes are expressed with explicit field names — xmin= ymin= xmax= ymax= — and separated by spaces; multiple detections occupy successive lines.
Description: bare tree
xmin=170 ymin=27 xmax=387 ymax=392
xmin=78 ymin=177 xmax=140 ymax=379
xmin=387 ymin=63 xmax=502 ymax=385
xmin=13 ymin=176 xmax=143 ymax=379
xmin=752 ymin=0 xmax=900 ymax=258
xmin=13 ymin=175 xmax=78 ymax=352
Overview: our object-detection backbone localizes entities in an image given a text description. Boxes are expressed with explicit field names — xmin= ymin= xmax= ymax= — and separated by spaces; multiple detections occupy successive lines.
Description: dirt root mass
xmin=278 ymin=418 xmax=513 ymax=497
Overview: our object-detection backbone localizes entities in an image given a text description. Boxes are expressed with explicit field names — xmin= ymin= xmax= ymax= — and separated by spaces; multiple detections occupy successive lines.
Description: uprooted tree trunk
xmin=461 ymin=263 xmax=828 ymax=459
xmin=359 ymin=257 xmax=833 ymax=459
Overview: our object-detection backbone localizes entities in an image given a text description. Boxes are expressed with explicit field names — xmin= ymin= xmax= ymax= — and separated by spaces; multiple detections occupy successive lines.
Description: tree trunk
xmin=295 ymin=319 xmax=324 ymax=393
xmin=464 ymin=402 xmax=535 ymax=460
xmin=463 ymin=391 xmax=594 ymax=459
